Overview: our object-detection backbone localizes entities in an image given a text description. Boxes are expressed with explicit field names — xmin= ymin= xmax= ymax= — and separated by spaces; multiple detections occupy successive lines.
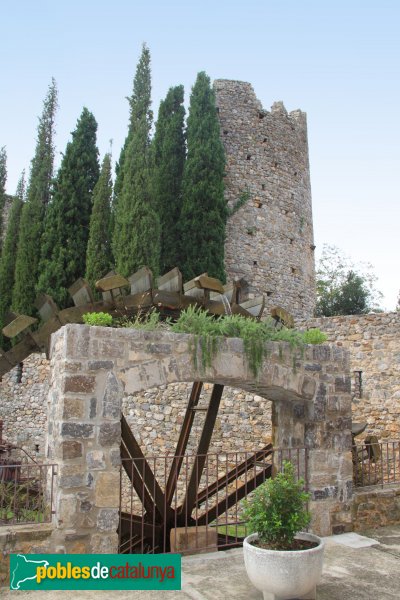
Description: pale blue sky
xmin=1 ymin=0 xmax=399 ymax=309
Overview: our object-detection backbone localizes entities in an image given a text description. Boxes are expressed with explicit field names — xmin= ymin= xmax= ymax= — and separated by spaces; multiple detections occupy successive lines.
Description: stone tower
xmin=214 ymin=80 xmax=316 ymax=319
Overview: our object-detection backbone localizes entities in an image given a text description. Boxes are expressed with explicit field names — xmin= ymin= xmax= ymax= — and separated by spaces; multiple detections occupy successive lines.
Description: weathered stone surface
xmin=214 ymin=80 xmax=315 ymax=320
xmin=63 ymin=375 xmax=95 ymax=394
xmin=170 ymin=525 xmax=217 ymax=555
xmin=98 ymin=422 xmax=120 ymax=447
xmin=102 ymin=372 xmax=121 ymax=419
xmin=86 ymin=450 xmax=106 ymax=470
xmin=61 ymin=423 xmax=94 ymax=439
xmin=63 ymin=397 xmax=85 ymax=420
xmin=95 ymin=472 xmax=120 ymax=507
xmin=97 ymin=508 xmax=119 ymax=532
xmin=61 ymin=440 xmax=82 ymax=459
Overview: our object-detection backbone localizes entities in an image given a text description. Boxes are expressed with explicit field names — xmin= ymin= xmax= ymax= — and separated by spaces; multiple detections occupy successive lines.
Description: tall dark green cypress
xmin=152 ymin=85 xmax=186 ymax=273
xmin=0 ymin=173 xmax=25 ymax=347
xmin=178 ymin=72 xmax=227 ymax=282
xmin=37 ymin=108 xmax=99 ymax=307
xmin=12 ymin=79 xmax=58 ymax=315
xmin=85 ymin=153 xmax=113 ymax=291
xmin=0 ymin=146 xmax=7 ymax=250
xmin=112 ymin=44 xmax=160 ymax=277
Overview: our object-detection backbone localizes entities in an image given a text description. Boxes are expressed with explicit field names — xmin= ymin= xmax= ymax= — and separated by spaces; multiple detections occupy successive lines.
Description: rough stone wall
xmin=0 ymin=353 xmax=49 ymax=456
xmin=298 ymin=312 xmax=400 ymax=439
xmin=45 ymin=324 xmax=352 ymax=553
xmin=352 ymin=485 xmax=400 ymax=531
xmin=214 ymin=80 xmax=315 ymax=319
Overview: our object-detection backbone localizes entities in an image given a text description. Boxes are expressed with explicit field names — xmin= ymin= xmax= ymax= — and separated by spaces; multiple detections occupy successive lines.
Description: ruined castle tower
xmin=214 ymin=80 xmax=316 ymax=319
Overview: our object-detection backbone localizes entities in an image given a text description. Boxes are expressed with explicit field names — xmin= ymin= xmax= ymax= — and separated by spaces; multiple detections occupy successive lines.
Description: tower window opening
xmin=354 ymin=370 xmax=363 ymax=399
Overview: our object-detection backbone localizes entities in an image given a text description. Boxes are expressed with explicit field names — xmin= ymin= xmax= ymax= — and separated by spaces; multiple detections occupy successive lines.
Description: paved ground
xmin=2 ymin=525 xmax=400 ymax=599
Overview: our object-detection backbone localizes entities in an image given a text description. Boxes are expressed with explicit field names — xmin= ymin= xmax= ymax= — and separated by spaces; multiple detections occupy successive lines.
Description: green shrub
xmin=82 ymin=312 xmax=113 ymax=327
xmin=302 ymin=328 xmax=327 ymax=345
xmin=242 ymin=461 xmax=311 ymax=550
xmin=118 ymin=309 xmax=164 ymax=331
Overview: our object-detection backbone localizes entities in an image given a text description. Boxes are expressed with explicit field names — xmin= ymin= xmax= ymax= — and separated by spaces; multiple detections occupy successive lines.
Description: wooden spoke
xmin=165 ymin=382 xmax=203 ymax=506
xmin=196 ymin=462 xmax=272 ymax=526
xmin=194 ymin=443 xmax=273 ymax=507
xmin=121 ymin=414 xmax=171 ymax=520
xmin=179 ymin=384 xmax=224 ymax=519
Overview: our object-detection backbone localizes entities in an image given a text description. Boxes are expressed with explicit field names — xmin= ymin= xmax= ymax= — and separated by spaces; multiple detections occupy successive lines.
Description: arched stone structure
xmin=46 ymin=325 xmax=353 ymax=553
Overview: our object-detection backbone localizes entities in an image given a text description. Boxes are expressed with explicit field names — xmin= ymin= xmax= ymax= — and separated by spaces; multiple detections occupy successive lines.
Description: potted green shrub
xmin=242 ymin=461 xmax=324 ymax=600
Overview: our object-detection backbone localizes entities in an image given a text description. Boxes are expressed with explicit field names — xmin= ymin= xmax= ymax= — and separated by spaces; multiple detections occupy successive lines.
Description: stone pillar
xmin=46 ymin=326 xmax=122 ymax=553
xmin=272 ymin=345 xmax=353 ymax=536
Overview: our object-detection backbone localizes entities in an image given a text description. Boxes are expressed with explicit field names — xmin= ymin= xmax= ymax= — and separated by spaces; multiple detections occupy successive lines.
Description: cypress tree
xmin=152 ymin=85 xmax=186 ymax=273
xmin=85 ymin=153 xmax=113 ymax=291
xmin=37 ymin=108 xmax=99 ymax=307
xmin=178 ymin=72 xmax=227 ymax=282
xmin=0 ymin=146 xmax=7 ymax=250
xmin=0 ymin=173 xmax=25 ymax=347
xmin=112 ymin=44 xmax=160 ymax=277
xmin=12 ymin=79 xmax=58 ymax=315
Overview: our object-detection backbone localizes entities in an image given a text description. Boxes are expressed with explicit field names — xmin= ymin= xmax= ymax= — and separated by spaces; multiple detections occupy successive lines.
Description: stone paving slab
xmin=1 ymin=526 xmax=400 ymax=599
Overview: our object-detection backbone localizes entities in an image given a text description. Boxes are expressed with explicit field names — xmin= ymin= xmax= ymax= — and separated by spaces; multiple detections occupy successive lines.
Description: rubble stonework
xmin=214 ymin=79 xmax=315 ymax=319
xmin=46 ymin=325 xmax=352 ymax=552
xmin=297 ymin=312 xmax=400 ymax=439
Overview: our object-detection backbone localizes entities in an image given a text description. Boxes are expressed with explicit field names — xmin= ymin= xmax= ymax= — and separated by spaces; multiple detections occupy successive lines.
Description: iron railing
xmin=119 ymin=447 xmax=308 ymax=554
xmin=0 ymin=460 xmax=57 ymax=525
xmin=353 ymin=440 xmax=400 ymax=488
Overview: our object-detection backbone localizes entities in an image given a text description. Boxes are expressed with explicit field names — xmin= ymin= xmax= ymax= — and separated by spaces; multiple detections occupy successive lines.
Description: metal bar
xmin=120 ymin=448 xmax=155 ymax=516
xmin=179 ymin=384 xmax=224 ymax=519
xmin=196 ymin=463 xmax=272 ymax=526
xmin=165 ymin=382 xmax=203 ymax=506
xmin=194 ymin=444 xmax=273 ymax=507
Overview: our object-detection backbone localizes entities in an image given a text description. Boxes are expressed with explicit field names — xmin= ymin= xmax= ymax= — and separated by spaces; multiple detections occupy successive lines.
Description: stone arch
xmin=46 ymin=325 xmax=353 ymax=553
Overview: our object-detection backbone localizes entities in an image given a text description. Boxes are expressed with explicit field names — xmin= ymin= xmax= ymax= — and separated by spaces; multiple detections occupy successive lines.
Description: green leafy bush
xmin=171 ymin=307 xmax=320 ymax=376
xmin=82 ymin=312 xmax=113 ymax=327
xmin=302 ymin=328 xmax=327 ymax=345
xmin=242 ymin=461 xmax=311 ymax=550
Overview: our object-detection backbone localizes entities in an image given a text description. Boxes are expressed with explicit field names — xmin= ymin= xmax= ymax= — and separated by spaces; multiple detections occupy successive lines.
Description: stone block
xmin=102 ymin=372 xmax=121 ymax=419
xmin=63 ymin=397 xmax=85 ymax=420
xmin=61 ymin=440 xmax=82 ymax=460
xmin=95 ymin=472 xmax=120 ymax=507
xmin=170 ymin=526 xmax=218 ymax=555
xmin=87 ymin=450 xmax=106 ymax=470
xmin=88 ymin=360 xmax=115 ymax=371
xmin=91 ymin=533 xmax=118 ymax=553
xmin=98 ymin=421 xmax=121 ymax=447
xmin=61 ymin=423 xmax=94 ymax=439
xmin=63 ymin=375 xmax=95 ymax=394
xmin=97 ymin=508 xmax=119 ymax=532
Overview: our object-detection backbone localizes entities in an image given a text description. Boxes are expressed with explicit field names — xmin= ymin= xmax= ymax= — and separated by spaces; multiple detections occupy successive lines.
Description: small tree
xmin=112 ymin=43 xmax=160 ymax=277
xmin=178 ymin=72 xmax=227 ymax=282
xmin=85 ymin=153 xmax=113 ymax=292
xmin=316 ymin=244 xmax=382 ymax=316
xmin=152 ymin=85 xmax=186 ymax=273
xmin=37 ymin=108 xmax=99 ymax=307
xmin=13 ymin=79 xmax=58 ymax=315
xmin=242 ymin=461 xmax=311 ymax=550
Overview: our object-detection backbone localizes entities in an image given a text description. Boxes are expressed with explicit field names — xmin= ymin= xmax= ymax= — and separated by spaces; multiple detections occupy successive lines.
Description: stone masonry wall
xmin=298 ymin=312 xmax=400 ymax=439
xmin=45 ymin=324 xmax=352 ymax=553
xmin=214 ymin=80 xmax=315 ymax=319
xmin=352 ymin=485 xmax=400 ymax=531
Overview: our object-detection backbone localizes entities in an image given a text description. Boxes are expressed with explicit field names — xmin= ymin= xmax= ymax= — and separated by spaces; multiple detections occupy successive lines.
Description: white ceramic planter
xmin=243 ymin=532 xmax=324 ymax=600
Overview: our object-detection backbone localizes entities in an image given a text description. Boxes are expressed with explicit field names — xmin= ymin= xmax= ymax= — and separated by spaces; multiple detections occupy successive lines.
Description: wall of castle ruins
xmin=1 ymin=312 xmax=399 ymax=460
xmin=215 ymin=80 xmax=316 ymax=320
xmin=296 ymin=312 xmax=400 ymax=440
